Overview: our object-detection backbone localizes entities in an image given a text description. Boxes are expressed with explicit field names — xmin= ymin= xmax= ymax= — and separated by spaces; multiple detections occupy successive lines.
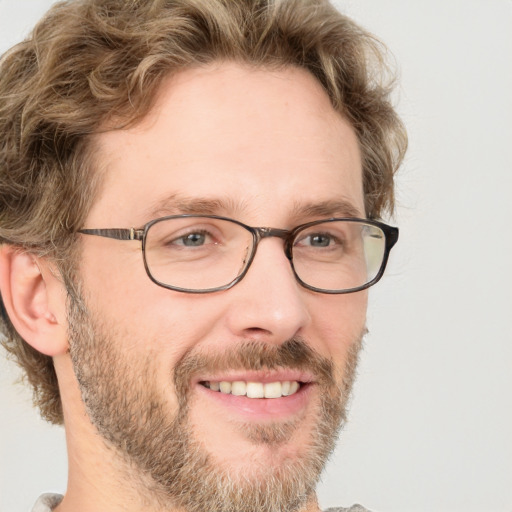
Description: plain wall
xmin=1 ymin=1 xmax=511 ymax=511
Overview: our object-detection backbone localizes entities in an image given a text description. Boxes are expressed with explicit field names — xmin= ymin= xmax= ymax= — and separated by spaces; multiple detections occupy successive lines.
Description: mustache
xmin=173 ymin=338 xmax=335 ymax=404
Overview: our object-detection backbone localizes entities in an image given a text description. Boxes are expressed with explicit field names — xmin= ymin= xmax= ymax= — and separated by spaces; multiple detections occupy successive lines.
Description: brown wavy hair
xmin=0 ymin=0 xmax=407 ymax=424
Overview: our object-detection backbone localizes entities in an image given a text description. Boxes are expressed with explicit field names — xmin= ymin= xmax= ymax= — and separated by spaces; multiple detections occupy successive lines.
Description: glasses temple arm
xmin=78 ymin=228 xmax=144 ymax=241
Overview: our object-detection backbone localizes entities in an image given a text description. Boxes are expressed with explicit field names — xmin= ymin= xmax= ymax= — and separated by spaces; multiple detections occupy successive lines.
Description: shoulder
xmin=32 ymin=494 xmax=64 ymax=512
xmin=324 ymin=506 xmax=372 ymax=512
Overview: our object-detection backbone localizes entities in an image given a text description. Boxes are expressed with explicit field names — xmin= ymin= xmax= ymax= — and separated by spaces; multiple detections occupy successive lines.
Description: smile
xmin=201 ymin=380 xmax=301 ymax=399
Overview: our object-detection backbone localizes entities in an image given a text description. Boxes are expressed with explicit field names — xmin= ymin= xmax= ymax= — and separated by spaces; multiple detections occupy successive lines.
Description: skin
xmin=1 ymin=63 xmax=368 ymax=512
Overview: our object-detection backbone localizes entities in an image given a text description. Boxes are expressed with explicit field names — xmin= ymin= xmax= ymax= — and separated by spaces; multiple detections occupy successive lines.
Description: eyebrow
xmin=290 ymin=199 xmax=364 ymax=219
xmin=143 ymin=194 xmax=364 ymax=224
xmin=144 ymin=194 xmax=245 ymax=219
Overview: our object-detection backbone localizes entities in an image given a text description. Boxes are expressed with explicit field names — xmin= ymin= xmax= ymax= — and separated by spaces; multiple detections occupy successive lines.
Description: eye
xmin=295 ymin=232 xmax=340 ymax=248
xmin=306 ymin=233 xmax=332 ymax=247
xmin=174 ymin=231 xmax=208 ymax=247
xmin=171 ymin=230 xmax=214 ymax=247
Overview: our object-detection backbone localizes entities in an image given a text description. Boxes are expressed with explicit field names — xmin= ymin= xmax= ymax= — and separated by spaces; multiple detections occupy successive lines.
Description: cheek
xmin=309 ymin=291 xmax=367 ymax=366
xmin=81 ymin=256 xmax=228 ymax=372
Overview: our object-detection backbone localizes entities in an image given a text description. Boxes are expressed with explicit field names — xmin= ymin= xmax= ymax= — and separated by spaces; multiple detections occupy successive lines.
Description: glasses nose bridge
xmin=253 ymin=226 xmax=294 ymax=260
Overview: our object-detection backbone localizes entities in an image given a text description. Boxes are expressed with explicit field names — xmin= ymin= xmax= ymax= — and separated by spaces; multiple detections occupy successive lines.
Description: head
xmin=0 ymin=0 xmax=406 ymax=510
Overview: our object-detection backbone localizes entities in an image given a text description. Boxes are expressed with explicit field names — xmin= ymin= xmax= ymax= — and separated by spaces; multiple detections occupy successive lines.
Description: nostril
xmin=244 ymin=327 xmax=271 ymax=336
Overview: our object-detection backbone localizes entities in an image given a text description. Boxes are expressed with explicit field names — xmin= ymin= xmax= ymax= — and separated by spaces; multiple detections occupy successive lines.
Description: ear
xmin=0 ymin=245 xmax=69 ymax=356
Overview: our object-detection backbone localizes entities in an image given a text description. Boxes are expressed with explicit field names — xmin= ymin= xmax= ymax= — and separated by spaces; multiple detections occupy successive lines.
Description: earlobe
xmin=0 ymin=245 xmax=69 ymax=356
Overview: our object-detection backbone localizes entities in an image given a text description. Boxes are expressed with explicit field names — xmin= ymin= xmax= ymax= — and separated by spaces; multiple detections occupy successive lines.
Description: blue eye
xmin=296 ymin=232 xmax=339 ymax=248
xmin=308 ymin=234 xmax=332 ymax=247
xmin=177 ymin=232 xmax=207 ymax=247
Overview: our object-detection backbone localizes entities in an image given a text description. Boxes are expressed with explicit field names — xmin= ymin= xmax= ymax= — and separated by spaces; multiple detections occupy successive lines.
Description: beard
xmin=67 ymin=288 xmax=363 ymax=512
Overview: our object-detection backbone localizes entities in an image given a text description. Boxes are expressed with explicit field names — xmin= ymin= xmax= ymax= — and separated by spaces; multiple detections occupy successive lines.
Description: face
xmin=70 ymin=63 xmax=367 ymax=512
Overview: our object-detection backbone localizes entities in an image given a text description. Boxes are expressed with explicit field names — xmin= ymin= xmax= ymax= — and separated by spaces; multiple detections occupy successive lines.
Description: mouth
xmin=194 ymin=372 xmax=314 ymax=421
xmin=200 ymin=380 xmax=302 ymax=399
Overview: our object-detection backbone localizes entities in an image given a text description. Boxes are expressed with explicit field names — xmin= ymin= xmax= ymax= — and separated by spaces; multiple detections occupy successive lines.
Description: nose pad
xmin=224 ymin=238 xmax=311 ymax=342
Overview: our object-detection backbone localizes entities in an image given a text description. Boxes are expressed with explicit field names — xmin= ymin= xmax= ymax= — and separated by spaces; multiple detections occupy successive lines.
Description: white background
xmin=1 ymin=1 xmax=511 ymax=511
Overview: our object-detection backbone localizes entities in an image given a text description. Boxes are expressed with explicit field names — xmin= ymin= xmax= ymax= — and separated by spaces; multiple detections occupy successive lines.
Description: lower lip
xmin=196 ymin=383 xmax=313 ymax=421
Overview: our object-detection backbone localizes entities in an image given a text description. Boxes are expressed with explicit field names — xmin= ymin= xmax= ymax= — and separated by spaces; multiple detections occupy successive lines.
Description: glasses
xmin=79 ymin=215 xmax=398 ymax=294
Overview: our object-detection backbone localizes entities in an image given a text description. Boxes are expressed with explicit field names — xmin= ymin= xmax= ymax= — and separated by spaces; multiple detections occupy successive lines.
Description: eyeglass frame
xmin=78 ymin=214 xmax=399 ymax=294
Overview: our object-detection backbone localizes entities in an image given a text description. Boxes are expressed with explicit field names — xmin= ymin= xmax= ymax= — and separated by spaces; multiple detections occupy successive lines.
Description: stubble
xmin=67 ymin=290 xmax=363 ymax=512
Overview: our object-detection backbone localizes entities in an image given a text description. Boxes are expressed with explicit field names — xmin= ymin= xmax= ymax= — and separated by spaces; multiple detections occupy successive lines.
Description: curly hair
xmin=0 ymin=0 xmax=407 ymax=424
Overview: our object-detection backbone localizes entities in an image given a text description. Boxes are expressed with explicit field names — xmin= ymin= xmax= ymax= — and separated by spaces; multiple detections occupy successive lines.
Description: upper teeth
xmin=204 ymin=380 xmax=300 ymax=399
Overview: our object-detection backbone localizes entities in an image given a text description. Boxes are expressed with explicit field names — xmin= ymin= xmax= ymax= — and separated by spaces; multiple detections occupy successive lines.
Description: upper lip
xmin=193 ymin=370 xmax=315 ymax=386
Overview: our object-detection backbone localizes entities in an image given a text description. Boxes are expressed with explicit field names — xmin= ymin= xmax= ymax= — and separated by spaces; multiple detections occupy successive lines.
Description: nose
xmin=223 ymin=237 xmax=311 ymax=343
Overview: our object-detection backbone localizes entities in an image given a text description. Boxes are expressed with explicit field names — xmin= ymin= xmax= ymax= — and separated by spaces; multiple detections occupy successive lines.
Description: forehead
xmin=88 ymin=63 xmax=364 ymax=227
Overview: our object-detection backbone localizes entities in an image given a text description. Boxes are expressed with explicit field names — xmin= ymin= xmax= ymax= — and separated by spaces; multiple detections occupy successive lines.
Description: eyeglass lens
xmin=143 ymin=217 xmax=386 ymax=293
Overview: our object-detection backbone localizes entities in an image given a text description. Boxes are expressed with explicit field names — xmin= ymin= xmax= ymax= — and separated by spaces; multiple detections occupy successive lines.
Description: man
xmin=0 ymin=0 xmax=406 ymax=511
